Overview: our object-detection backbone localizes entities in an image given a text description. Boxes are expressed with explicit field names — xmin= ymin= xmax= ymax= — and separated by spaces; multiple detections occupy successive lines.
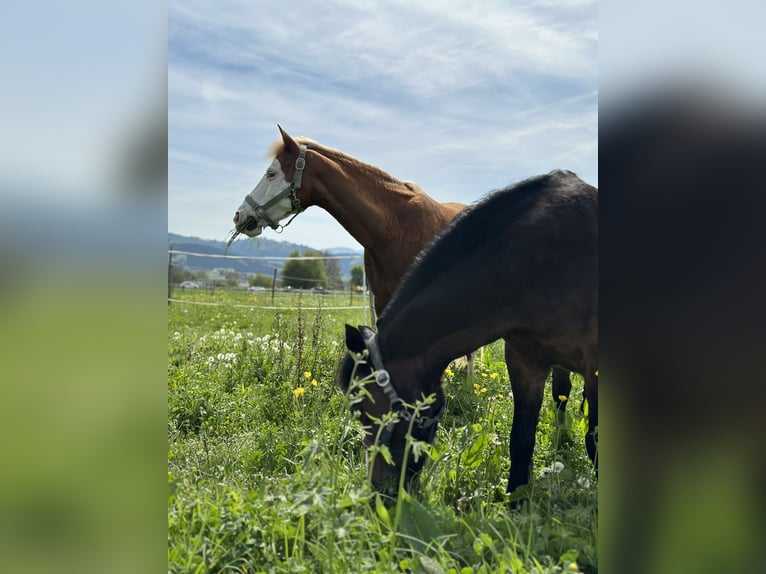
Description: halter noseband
xmin=360 ymin=330 xmax=444 ymax=452
xmin=243 ymin=144 xmax=307 ymax=232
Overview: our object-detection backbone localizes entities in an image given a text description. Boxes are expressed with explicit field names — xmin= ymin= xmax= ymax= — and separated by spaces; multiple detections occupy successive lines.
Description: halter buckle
xmin=375 ymin=369 xmax=391 ymax=387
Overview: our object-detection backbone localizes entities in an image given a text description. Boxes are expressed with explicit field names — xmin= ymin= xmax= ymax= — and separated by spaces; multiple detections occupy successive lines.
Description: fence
xmin=167 ymin=249 xmax=376 ymax=324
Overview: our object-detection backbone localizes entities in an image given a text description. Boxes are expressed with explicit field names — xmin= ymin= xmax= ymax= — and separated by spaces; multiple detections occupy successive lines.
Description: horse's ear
xmin=277 ymin=124 xmax=299 ymax=154
xmin=345 ymin=324 xmax=366 ymax=354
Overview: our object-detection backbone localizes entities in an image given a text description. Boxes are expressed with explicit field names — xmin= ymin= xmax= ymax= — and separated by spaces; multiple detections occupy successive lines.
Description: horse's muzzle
xmin=233 ymin=210 xmax=262 ymax=236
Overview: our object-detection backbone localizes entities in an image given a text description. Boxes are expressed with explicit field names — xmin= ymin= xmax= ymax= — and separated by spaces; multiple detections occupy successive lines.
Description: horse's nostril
xmin=233 ymin=211 xmax=240 ymax=225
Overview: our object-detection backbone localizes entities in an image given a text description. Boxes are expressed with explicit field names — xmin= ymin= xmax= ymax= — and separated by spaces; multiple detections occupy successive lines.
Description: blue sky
xmin=169 ymin=0 xmax=597 ymax=250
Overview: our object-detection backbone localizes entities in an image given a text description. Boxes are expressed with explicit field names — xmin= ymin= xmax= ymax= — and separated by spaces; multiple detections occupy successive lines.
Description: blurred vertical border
xmin=600 ymin=1 xmax=766 ymax=573
xmin=0 ymin=2 xmax=167 ymax=573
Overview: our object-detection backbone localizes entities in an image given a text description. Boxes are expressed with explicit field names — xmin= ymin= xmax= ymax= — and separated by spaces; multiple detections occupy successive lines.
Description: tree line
xmin=170 ymin=249 xmax=365 ymax=290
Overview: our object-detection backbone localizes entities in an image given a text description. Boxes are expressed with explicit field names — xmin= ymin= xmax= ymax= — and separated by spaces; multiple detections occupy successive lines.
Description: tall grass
xmin=168 ymin=291 xmax=597 ymax=573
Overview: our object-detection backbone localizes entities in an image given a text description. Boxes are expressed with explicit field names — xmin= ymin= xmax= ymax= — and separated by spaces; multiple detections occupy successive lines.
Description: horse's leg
xmin=584 ymin=370 xmax=598 ymax=470
xmin=551 ymin=366 xmax=572 ymax=426
xmin=466 ymin=346 xmax=485 ymax=385
xmin=504 ymin=342 xmax=548 ymax=494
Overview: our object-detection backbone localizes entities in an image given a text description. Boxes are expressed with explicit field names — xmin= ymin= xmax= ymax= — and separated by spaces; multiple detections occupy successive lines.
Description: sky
xmin=168 ymin=0 xmax=597 ymax=250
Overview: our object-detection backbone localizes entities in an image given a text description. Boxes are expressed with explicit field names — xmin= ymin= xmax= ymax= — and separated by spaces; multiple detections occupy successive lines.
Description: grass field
xmin=168 ymin=289 xmax=598 ymax=573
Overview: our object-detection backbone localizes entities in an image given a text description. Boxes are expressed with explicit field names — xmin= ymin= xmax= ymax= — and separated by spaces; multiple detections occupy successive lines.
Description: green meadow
xmin=168 ymin=289 xmax=597 ymax=573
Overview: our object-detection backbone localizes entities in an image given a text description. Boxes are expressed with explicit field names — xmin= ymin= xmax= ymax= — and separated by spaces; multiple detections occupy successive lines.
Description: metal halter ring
xmin=375 ymin=370 xmax=391 ymax=387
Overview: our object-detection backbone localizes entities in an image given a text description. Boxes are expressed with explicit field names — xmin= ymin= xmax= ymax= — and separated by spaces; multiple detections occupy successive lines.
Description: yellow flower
xmin=489 ymin=372 xmax=498 ymax=379
xmin=481 ymin=373 xmax=487 ymax=378
xmin=480 ymin=387 xmax=488 ymax=393
xmin=311 ymin=379 xmax=318 ymax=387
xmin=444 ymin=368 xmax=454 ymax=377
xmin=303 ymin=371 xmax=312 ymax=379
xmin=293 ymin=387 xmax=305 ymax=398
xmin=473 ymin=383 xmax=480 ymax=390
xmin=594 ymin=370 xmax=599 ymax=377
xmin=558 ymin=394 xmax=569 ymax=402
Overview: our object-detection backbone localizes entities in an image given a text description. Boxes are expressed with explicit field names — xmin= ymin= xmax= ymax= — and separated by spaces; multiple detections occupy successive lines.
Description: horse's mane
xmin=377 ymin=170 xmax=593 ymax=328
xmin=268 ymin=137 xmax=410 ymax=189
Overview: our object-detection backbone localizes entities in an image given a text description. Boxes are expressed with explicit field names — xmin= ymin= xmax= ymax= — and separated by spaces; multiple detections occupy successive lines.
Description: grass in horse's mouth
xmin=224 ymin=229 xmax=240 ymax=254
xmin=224 ymin=217 xmax=259 ymax=254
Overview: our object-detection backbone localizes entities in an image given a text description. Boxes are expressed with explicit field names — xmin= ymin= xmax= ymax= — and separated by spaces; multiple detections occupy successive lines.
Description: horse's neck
xmin=378 ymin=294 xmax=507 ymax=379
xmin=310 ymin=153 xmax=434 ymax=253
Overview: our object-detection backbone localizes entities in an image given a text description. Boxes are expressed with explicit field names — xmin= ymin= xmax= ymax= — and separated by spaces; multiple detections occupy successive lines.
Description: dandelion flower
xmin=443 ymin=368 xmax=454 ymax=377
xmin=480 ymin=387 xmax=488 ymax=393
xmin=481 ymin=373 xmax=487 ymax=378
xmin=311 ymin=379 xmax=318 ymax=387
xmin=293 ymin=387 xmax=305 ymax=398
xmin=489 ymin=372 xmax=498 ymax=379
xmin=558 ymin=394 xmax=569 ymax=402
xmin=594 ymin=369 xmax=599 ymax=376
xmin=303 ymin=371 xmax=312 ymax=379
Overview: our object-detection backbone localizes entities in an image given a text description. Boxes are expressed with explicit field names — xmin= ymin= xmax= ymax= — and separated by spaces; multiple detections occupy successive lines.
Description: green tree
xmin=323 ymin=254 xmax=344 ymax=290
xmin=281 ymin=250 xmax=328 ymax=289
xmin=248 ymin=273 xmax=274 ymax=288
xmin=350 ymin=265 xmax=364 ymax=288
xmin=169 ymin=263 xmax=193 ymax=284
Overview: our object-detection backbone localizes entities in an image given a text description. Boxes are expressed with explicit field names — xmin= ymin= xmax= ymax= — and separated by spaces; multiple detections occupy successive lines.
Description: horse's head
xmin=338 ymin=324 xmax=445 ymax=492
xmin=233 ymin=126 xmax=314 ymax=237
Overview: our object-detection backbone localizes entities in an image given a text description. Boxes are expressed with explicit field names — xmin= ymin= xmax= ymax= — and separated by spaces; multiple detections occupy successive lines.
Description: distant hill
xmin=168 ymin=233 xmax=364 ymax=279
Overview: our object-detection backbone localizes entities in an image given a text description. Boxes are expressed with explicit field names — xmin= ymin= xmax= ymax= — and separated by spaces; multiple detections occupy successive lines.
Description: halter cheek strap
xmin=361 ymin=331 xmax=444 ymax=450
xmin=244 ymin=144 xmax=307 ymax=231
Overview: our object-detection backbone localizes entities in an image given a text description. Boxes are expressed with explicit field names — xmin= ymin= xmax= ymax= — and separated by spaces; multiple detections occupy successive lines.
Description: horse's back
xmin=400 ymin=170 xmax=597 ymax=294
xmin=381 ymin=170 xmax=597 ymax=366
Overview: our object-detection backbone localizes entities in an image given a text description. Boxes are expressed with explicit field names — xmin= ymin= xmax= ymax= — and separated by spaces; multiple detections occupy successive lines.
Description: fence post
xmin=361 ymin=265 xmax=368 ymax=325
xmin=271 ymin=268 xmax=277 ymax=304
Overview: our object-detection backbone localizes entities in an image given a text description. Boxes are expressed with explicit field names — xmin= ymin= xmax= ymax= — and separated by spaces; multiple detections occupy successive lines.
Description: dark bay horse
xmin=230 ymin=126 xmax=575 ymax=414
xmin=338 ymin=170 xmax=598 ymax=495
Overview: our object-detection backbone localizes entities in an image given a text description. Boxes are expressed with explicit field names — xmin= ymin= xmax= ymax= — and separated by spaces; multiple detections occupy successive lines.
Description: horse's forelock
xmin=266 ymin=136 xmax=319 ymax=160
xmin=265 ymin=139 xmax=284 ymax=159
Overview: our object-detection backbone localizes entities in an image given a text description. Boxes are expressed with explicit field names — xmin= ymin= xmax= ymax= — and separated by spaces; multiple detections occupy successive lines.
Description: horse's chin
xmin=240 ymin=225 xmax=263 ymax=238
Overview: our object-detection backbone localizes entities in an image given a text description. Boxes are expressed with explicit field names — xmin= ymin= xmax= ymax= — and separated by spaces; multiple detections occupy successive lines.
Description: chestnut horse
xmin=230 ymin=126 xmax=574 ymax=414
xmin=338 ymin=169 xmax=597 ymax=495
